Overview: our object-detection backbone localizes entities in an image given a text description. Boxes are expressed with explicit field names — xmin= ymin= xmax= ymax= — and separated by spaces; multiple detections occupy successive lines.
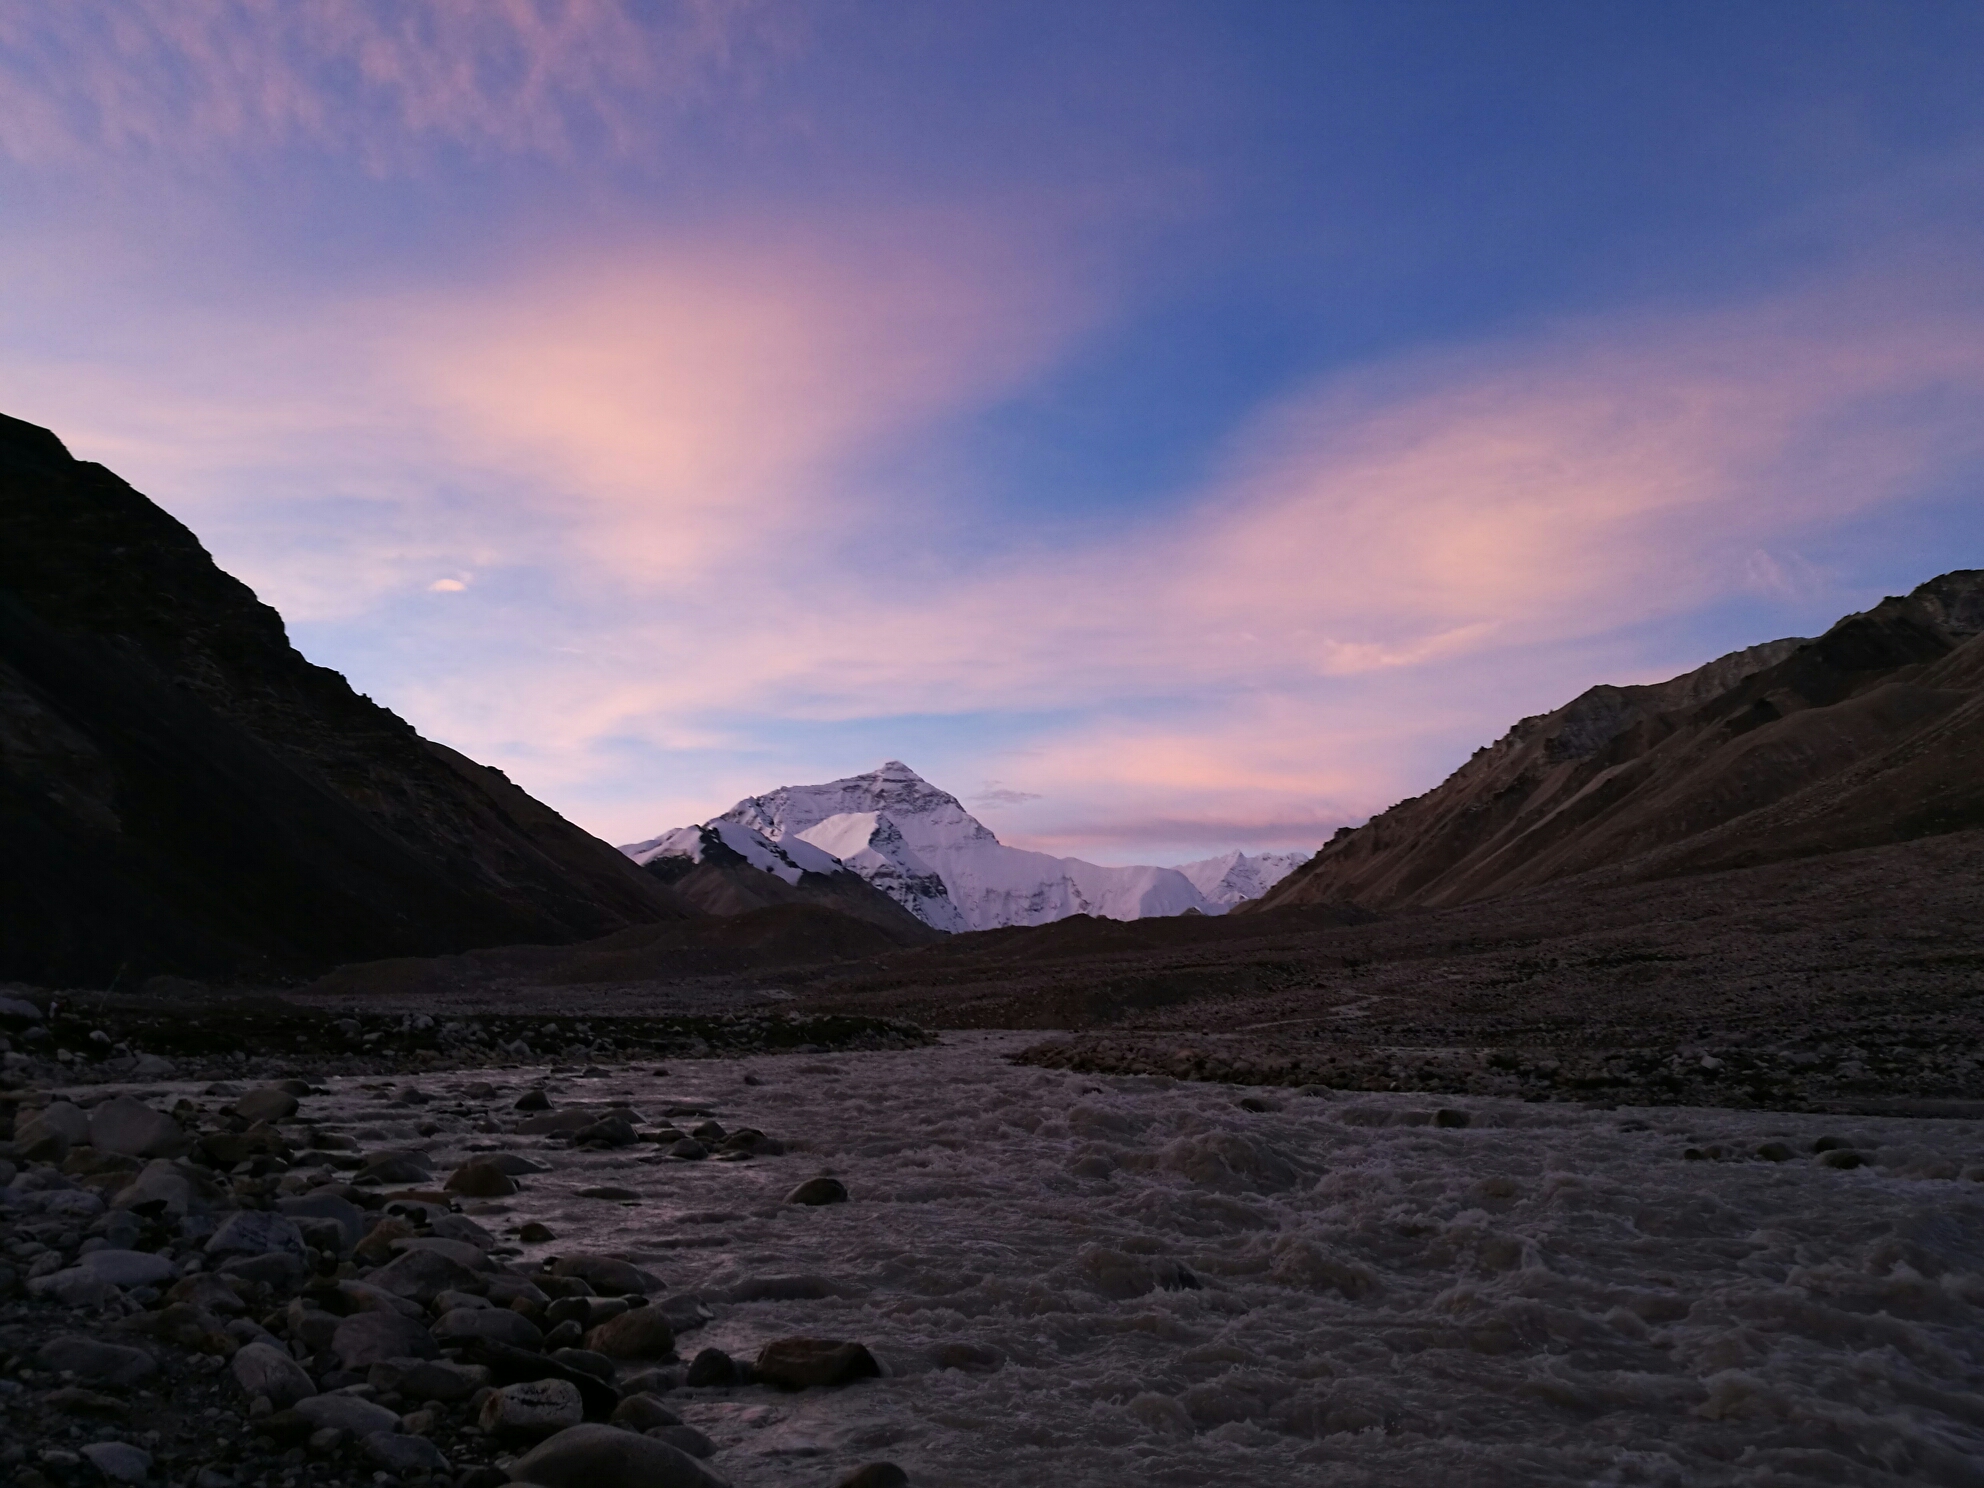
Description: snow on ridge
xmin=1173 ymin=849 xmax=1312 ymax=910
xmin=702 ymin=762 xmax=1306 ymax=932
xmin=620 ymin=818 xmax=842 ymax=887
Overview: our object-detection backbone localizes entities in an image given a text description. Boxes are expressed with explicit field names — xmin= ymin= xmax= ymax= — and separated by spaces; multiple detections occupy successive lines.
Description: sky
xmin=3 ymin=1 xmax=1982 ymax=864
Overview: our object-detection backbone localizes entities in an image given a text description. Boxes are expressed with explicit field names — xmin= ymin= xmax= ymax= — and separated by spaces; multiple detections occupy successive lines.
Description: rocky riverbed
xmin=3 ymin=1020 xmax=1984 ymax=1487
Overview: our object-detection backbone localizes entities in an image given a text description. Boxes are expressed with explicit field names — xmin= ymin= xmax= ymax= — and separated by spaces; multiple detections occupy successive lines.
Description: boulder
xmin=550 ymin=1255 xmax=659 ymax=1297
xmin=15 ymin=1100 xmax=88 ymax=1160
xmin=353 ymin=1217 xmax=416 ymax=1266
xmin=432 ymin=1212 xmax=498 ymax=1248
xmin=584 ymin=1307 xmax=675 ymax=1360
xmin=29 ymin=1268 xmax=123 ymax=1307
xmin=455 ymin=1339 xmax=621 ymax=1420
xmin=573 ymin=1118 xmax=638 ymax=1148
xmin=446 ymin=1159 xmax=519 ymax=1198
xmin=36 ymin=1335 xmax=156 ymax=1387
xmin=276 ymin=1192 xmax=366 ymax=1250
xmin=648 ymin=1424 xmax=714 ymax=1458
xmin=364 ymin=1247 xmax=480 ymax=1304
xmin=231 ymin=1342 xmax=317 ymax=1407
xmin=683 ymin=1348 xmax=741 ymax=1388
xmin=218 ymin=1252 xmax=307 ymax=1289
xmin=506 ymin=1422 xmax=731 ymax=1488
xmin=752 ymin=1338 xmax=880 ymax=1391
xmin=79 ymin=1249 xmax=178 ymax=1288
xmin=78 ymin=1442 xmax=152 ymax=1485
xmin=434 ymin=1307 xmax=545 ymax=1350
xmin=109 ymin=1160 xmax=193 ymax=1218
xmin=295 ymin=1392 xmax=400 ymax=1437
xmin=480 ymin=1379 xmax=583 ymax=1440
xmin=833 ymin=1466 xmax=909 ymax=1488
xmin=233 ymin=1088 xmax=300 ymax=1124
xmin=167 ymin=1273 xmax=249 ymax=1316
xmin=88 ymin=1097 xmax=187 ymax=1158
xmin=206 ymin=1210 xmax=306 ymax=1260
xmin=363 ymin=1431 xmax=451 ymax=1475
xmin=354 ymin=1152 xmax=433 ymax=1185
xmin=785 ymin=1178 xmax=848 ymax=1206
xmin=390 ymin=1236 xmax=491 ymax=1270
xmin=377 ymin=1358 xmax=489 ymax=1403
xmin=334 ymin=1278 xmax=427 ymax=1318
xmin=332 ymin=1311 xmax=439 ymax=1369
xmin=610 ymin=1394 xmax=681 ymax=1431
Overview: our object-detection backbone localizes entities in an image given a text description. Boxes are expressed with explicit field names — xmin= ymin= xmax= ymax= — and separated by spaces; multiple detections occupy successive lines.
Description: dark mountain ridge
xmin=1251 ymin=569 xmax=1984 ymax=913
xmin=0 ymin=411 xmax=690 ymax=984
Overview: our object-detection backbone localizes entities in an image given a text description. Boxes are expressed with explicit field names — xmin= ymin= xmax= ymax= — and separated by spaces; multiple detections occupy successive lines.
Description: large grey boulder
xmin=232 ymin=1088 xmax=299 ymax=1124
xmin=109 ymin=1160 xmax=193 ymax=1217
xmin=79 ymin=1442 xmax=152 ymax=1484
xmin=28 ymin=1268 xmax=123 ymax=1307
xmin=14 ymin=1101 xmax=88 ymax=1160
xmin=231 ymin=1342 xmax=316 ymax=1407
xmin=79 ymin=1249 xmax=178 ymax=1288
xmin=206 ymin=1210 xmax=305 ymax=1259
xmin=390 ymin=1236 xmax=490 ymax=1270
xmin=88 ymin=1096 xmax=186 ymax=1158
xmin=549 ymin=1255 xmax=659 ymax=1297
xmin=434 ymin=1307 xmax=545 ymax=1350
xmin=481 ymin=1379 xmax=583 ymax=1441
xmin=295 ymin=1392 xmax=400 ymax=1437
xmin=584 ymin=1307 xmax=674 ymax=1360
xmin=507 ymin=1423 xmax=731 ymax=1487
xmin=363 ymin=1432 xmax=450 ymax=1475
xmin=332 ymin=1311 xmax=439 ymax=1369
xmin=277 ymin=1191 xmax=365 ymax=1250
xmin=36 ymin=1335 xmax=156 ymax=1387
xmin=365 ymin=1247 xmax=479 ymax=1304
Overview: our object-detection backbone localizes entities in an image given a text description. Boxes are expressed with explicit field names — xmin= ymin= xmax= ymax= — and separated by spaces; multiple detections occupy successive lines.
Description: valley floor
xmin=8 ymin=1037 xmax=1983 ymax=1487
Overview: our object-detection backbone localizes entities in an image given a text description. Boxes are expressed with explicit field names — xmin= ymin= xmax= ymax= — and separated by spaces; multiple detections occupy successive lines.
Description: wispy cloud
xmin=0 ymin=0 xmax=790 ymax=167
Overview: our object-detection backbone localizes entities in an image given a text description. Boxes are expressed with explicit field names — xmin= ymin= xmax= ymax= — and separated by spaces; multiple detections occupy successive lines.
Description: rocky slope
xmin=622 ymin=822 xmax=940 ymax=945
xmin=1251 ymin=570 xmax=1984 ymax=913
xmin=0 ymin=412 xmax=689 ymax=985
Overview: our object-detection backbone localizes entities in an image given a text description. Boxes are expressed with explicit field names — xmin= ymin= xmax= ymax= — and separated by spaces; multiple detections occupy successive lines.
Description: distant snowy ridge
xmin=621 ymin=761 xmax=1308 ymax=932
xmin=1175 ymin=849 xmax=1313 ymax=911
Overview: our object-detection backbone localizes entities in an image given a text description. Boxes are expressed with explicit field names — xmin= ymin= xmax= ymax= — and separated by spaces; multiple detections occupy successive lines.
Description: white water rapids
xmin=315 ymin=1031 xmax=1984 ymax=1487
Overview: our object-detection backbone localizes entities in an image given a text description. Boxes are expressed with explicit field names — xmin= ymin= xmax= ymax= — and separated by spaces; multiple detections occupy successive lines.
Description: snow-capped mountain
xmin=1173 ymin=850 xmax=1311 ymax=911
xmin=617 ymin=761 xmax=1291 ymax=931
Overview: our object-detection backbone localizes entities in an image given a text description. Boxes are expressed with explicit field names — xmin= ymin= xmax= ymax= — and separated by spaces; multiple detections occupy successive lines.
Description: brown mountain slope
xmin=1251 ymin=570 xmax=1984 ymax=913
xmin=0 ymin=411 xmax=691 ymax=984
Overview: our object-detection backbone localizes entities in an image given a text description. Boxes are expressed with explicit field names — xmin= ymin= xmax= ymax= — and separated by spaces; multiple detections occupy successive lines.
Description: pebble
xmin=520 ymin=1221 xmax=556 ymax=1243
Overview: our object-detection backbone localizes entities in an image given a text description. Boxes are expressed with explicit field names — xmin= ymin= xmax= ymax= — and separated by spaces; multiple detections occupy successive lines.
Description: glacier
xmin=622 ymin=761 xmax=1308 ymax=932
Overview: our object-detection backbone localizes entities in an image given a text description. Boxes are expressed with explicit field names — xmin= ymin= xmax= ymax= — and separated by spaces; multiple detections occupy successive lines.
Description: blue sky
xmin=2 ymin=2 xmax=1981 ymax=861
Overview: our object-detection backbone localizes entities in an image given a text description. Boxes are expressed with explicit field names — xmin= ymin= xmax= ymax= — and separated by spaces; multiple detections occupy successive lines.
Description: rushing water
xmin=311 ymin=1031 xmax=1984 ymax=1487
